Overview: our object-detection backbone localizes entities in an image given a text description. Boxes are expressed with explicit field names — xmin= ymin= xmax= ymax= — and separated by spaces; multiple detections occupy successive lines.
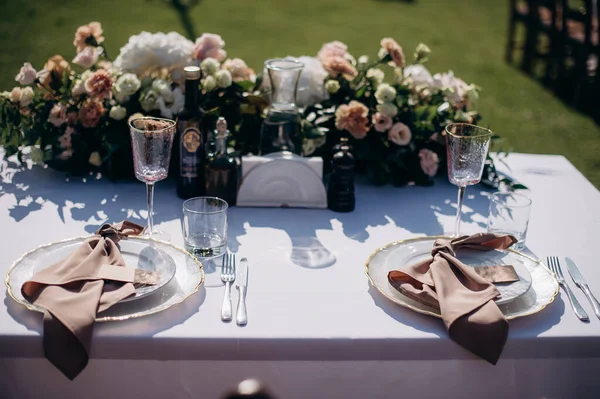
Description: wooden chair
xmin=506 ymin=0 xmax=535 ymax=67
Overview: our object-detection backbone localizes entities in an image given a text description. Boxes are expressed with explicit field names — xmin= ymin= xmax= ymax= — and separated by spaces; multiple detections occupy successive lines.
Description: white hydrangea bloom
xmin=404 ymin=64 xmax=433 ymax=89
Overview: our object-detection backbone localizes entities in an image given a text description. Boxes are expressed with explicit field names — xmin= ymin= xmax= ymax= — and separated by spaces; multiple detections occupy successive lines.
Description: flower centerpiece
xmin=296 ymin=38 xmax=491 ymax=186
xmin=0 ymin=22 xmax=262 ymax=178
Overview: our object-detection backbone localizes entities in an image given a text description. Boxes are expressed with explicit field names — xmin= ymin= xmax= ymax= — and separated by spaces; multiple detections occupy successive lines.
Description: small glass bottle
xmin=205 ymin=117 xmax=240 ymax=205
xmin=327 ymin=141 xmax=355 ymax=213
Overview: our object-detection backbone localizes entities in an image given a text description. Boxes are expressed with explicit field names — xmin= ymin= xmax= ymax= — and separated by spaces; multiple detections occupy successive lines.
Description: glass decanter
xmin=260 ymin=58 xmax=304 ymax=155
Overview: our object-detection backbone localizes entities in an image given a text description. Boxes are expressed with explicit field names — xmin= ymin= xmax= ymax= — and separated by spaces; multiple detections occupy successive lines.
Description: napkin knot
xmin=95 ymin=220 xmax=144 ymax=243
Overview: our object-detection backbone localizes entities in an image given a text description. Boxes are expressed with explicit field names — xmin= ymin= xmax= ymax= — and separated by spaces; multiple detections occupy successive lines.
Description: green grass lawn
xmin=1 ymin=0 xmax=599 ymax=188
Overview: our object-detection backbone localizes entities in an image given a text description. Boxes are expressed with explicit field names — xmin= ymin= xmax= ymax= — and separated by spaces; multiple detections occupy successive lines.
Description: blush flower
xmin=419 ymin=148 xmax=439 ymax=177
xmin=380 ymin=38 xmax=405 ymax=68
xmin=322 ymin=56 xmax=357 ymax=79
xmin=193 ymin=33 xmax=226 ymax=62
xmin=48 ymin=103 xmax=68 ymax=127
xmin=388 ymin=122 xmax=412 ymax=146
xmin=335 ymin=100 xmax=370 ymax=139
xmin=15 ymin=62 xmax=37 ymax=85
xmin=317 ymin=41 xmax=348 ymax=62
xmin=40 ymin=55 xmax=70 ymax=92
xmin=84 ymin=69 xmax=113 ymax=101
xmin=372 ymin=112 xmax=393 ymax=133
xmin=74 ymin=22 xmax=105 ymax=52
xmin=222 ymin=58 xmax=256 ymax=82
xmin=78 ymin=100 xmax=105 ymax=128
xmin=73 ymin=46 xmax=102 ymax=69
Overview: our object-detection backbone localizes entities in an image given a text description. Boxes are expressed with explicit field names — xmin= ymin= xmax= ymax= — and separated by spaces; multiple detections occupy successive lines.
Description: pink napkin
xmin=388 ymin=233 xmax=517 ymax=364
xmin=21 ymin=221 xmax=145 ymax=379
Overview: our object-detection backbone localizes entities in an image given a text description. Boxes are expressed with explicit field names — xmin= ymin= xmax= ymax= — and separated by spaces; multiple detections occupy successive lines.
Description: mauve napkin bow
xmin=21 ymin=221 xmax=144 ymax=380
xmin=388 ymin=233 xmax=517 ymax=365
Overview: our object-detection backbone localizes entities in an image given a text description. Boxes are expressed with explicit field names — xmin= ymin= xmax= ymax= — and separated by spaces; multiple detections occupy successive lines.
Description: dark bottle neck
xmin=184 ymin=78 xmax=199 ymax=110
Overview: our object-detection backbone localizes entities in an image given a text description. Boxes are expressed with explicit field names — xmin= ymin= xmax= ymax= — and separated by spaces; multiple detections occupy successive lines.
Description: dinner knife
xmin=565 ymin=257 xmax=600 ymax=319
xmin=236 ymin=257 xmax=248 ymax=326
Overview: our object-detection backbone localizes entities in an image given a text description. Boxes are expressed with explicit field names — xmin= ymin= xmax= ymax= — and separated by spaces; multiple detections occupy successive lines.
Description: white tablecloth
xmin=1 ymin=153 xmax=600 ymax=399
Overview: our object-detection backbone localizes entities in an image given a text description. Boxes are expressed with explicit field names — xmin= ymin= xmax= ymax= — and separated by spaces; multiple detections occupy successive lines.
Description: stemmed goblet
xmin=445 ymin=123 xmax=492 ymax=237
xmin=129 ymin=117 xmax=176 ymax=242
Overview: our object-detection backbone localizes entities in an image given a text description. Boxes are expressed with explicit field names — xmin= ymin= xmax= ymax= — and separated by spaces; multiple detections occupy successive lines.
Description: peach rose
xmin=388 ymin=122 xmax=412 ymax=146
xmin=419 ymin=148 xmax=439 ymax=177
xmin=39 ymin=55 xmax=71 ymax=93
xmin=9 ymin=87 xmax=22 ymax=103
xmin=193 ymin=33 xmax=227 ymax=62
xmin=372 ymin=112 xmax=393 ymax=133
xmin=222 ymin=58 xmax=256 ymax=82
xmin=317 ymin=41 xmax=348 ymax=62
xmin=322 ymin=56 xmax=357 ymax=80
xmin=381 ymin=38 xmax=405 ymax=68
xmin=84 ymin=69 xmax=112 ymax=101
xmin=74 ymin=22 xmax=105 ymax=52
xmin=48 ymin=103 xmax=68 ymax=127
xmin=78 ymin=100 xmax=105 ymax=128
xmin=335 ymin=100 xmax=370 ymax=139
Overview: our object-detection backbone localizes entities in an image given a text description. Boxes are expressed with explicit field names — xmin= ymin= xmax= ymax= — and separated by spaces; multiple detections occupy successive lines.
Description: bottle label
xmin=180 ymin=124 xmax=202 ymax=178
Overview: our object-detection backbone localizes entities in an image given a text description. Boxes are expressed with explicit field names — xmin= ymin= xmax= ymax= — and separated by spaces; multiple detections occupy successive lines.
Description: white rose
xmin=377 ymin=102 xmax=398 ymax=118
xmin=140 ymin=90 xmax=159 ymax=112
xmin=88 ymin=151 xmax=103 ymax=167
xmin=325 ymin=80 xmax=340 ymax=94
xmin=151 ymin=79 xmax=174 ymax=103
xmin=357 ymin=55 xmax=369 ymax=69
xmin=15 ymin=62 xmax=37 ymax=85
xmin=72 ymin=70 xmax=92 ymax=96
xmin=215 ymin=69 xmax=232 ymax=88
xmin=366 ymin=68 xmax=385 ymax=85
xmin=10 ymin=87 xmax=22 ymax=103
xmin=115 ymin=73 xmax=141 ymax=96
xmin=403 ymin=64 xmax=433 ymax=89
xmin=200 ymin=57 xmax=220 ymax=76
xmin=374 ymin=83 xmax=397 ymax=104
xmin=109 ymin=105 xmax=127 ymax=120
xmin=20 ymin=87 xmax=34 ymax=107
xmin=72 ymin=47 xmax=102 ymax=69
xmin=202 ymin=75 xmax=217 ymax=91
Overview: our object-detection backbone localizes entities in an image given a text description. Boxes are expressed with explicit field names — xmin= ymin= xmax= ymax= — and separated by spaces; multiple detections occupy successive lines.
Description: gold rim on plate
xmin=364 ymin=236 xmax=559 ymax=321
xmin=4 ymin=236 xmax=205 ymax=322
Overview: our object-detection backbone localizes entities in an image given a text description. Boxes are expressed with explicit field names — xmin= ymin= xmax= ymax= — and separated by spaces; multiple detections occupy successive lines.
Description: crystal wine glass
xmin=445 ymin=123 xmax=492 ymax=237
xmin=129 ymin=117 xmax=176 ymax=242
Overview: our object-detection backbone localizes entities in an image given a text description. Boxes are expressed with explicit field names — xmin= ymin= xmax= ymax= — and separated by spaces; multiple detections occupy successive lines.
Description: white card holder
xmin=236 ymin=152 xmax=327 ymax=209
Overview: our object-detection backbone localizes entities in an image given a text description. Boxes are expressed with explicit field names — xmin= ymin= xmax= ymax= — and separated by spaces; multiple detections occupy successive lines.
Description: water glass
xmin=182 ymin=197 xmax=228 ymax=258
xmin=487 ymin=192 xmax=532 ymax=250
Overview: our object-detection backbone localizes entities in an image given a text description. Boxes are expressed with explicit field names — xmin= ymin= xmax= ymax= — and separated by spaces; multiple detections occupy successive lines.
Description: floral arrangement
xmin=294 ymin=39 xmax=489 ymax=186
xmin=0 ymin=22 xmax=262 ymax=178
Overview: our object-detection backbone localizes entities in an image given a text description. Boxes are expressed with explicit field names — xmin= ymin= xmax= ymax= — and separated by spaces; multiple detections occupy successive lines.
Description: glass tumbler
xmin=182 ymin=197 xmax=228 ymax=258
xmin=487 ymin=192 xmax=532 ymax=250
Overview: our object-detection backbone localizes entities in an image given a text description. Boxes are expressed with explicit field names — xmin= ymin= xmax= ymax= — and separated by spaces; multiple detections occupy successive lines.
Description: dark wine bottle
xmin=176 ymin=66 xmax=205 ymax=199
xmin=327 ymin=141 xmax=356 ymax=213
xmin=205 ymin=117 xmax=240 ymax=205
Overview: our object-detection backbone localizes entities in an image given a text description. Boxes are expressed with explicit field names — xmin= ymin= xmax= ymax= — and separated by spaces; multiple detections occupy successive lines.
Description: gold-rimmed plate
xmin=365 ymin=236 xmax=559 ymax=320
xmin=5 ymin=236 xmax=204 ymax=322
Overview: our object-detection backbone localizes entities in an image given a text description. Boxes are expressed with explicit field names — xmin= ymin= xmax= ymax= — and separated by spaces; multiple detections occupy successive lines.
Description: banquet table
xmin=1 ymin=153 xmax=600 ymax=399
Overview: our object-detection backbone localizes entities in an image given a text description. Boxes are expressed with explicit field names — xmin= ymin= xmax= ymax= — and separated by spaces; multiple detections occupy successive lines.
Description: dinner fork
xmin=221 ymin=252 xmax=236 ymax=321
xmin=547 ymin=256 xmax=589 ymax=321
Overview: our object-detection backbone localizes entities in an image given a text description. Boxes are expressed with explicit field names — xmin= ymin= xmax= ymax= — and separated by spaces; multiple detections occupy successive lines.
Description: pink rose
xmin=193 ymin=33 xmax=227 ymax=62
xmin=335 ymin=100 xmax=370 ymax=139
xmin=388 ymin=122 xmax=412 ymax=146
xmin=381 ymin=38 xmax=405 ymax=68
xmin=74 ymin=22 xmax=104 ymax=52
xmin=48 ymin=103 xmax=68 ymax=127
xmin=372 ymin=112 xmax=393 ymax=133
xmin=78 ymin=100 xmax=105 ymax=128
xmin=322 ymin=56 xmax=357 ymax=80
xmin=317 ymin=41 xmax=348 ymax=62
xmin=15 ymin=62 xmax=37 ymax=85
xmin=84 ymin=69 xmax=112 ymax=101
xmin=419 ymin=149 xmax=439 ymax=177
xmin=73 ymin=46 xmax=101 ymax=69
xmin=222 ymin=58 xmax=256 ymax=82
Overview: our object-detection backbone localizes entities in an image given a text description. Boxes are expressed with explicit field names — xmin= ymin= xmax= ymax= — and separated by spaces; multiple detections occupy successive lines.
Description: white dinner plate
xmin=366 ymin=236 xmax=559 ymax=320
xmin=5 ymin=236 xmax=204 ymax=322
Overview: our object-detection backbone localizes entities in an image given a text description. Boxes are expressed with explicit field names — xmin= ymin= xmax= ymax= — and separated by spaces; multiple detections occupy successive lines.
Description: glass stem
xmin=146 ymin=182 xmax=155 ymax=236
xmin=454 ymin=186 xmax=466 ymax=237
